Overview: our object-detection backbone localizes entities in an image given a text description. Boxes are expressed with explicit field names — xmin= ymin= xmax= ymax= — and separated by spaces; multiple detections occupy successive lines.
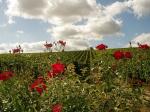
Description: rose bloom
xmin=47 ymin=61 xmax=65 ymax=78
xmin=113 ymin=51 xmax=124 ymax=60
xmin=58 ymin=40 xmax=66 ymax=46
xmin=35 ymin=87 xmax=43 ymax=95
xmin=124 ymin=51 xmax=132 ymax=59
xmin=139 ymin=44 xmax=150 ymax=49
xmin=96 ymin=44 xmax=108 ymax=50
xmin=52 ymin=104 xmax=62 ymax=112
xmin=51 ymin=63 xmax=65 ymax=74
xmin=0 ymin=71 xmax=14 ymax=81
xmin=30 ymin=76 xmax=47 ymax=95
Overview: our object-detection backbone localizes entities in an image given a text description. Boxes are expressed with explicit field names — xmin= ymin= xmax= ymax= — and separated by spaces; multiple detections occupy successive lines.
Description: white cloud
xmin=5 ymin=0 xmax=48 ymax=19
xmin=0 ymin=43 xmax=8 ymax=51
xmin=65 ymin=39 xmax=89 ymax=51
xmin=5 ymin=0 xmax=100 ymax=24
xmin=0 ymin=40 xmax=90 ymax=53
xmin=21 ymin=41 xmax=44 ymax=52
xmin=103 ymin=0 xmax=150 ymax=18
xmin=47 ymin=16 xmax=122 ymax=42
xmin=8 ymin=17 xmax=15 ymax=24
xmin=17 ymin=30 xmax=24 ymax=34
xmin=4 ymin=0 xmax=150 ymax=52
xmin=127 ymin=0 xmax=150 ymax=17
xmin=86 ymin=16 xmax=122 ymax=36
xmin=49 ymin=25 xmax=81 ymax=39
xmin=48 ymin=24 xmax=91 ymax=40
xmin=5 ymin=0 xmax=126 ymax=40
xmin=125 ymin=33 xmax=150 ymax=47
xmin=5 ymin=0 xmax=150 ymax=27
xmin=0 ymin=43 xmax=19 ymax=53
xmin=104 ymin=1 xmax=129 ymax=17
xmin=132 ymin=33 xmax=150 ymax=45
xmin=0 ymin=41 xmax=45 ymax=53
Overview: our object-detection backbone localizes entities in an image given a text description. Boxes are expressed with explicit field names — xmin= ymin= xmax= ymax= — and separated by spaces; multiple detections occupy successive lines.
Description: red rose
xmin=52 ymin=63 xmax=65 ymax=74
xmin=138 ymin=44 xmax=150 ymax=49
xmin=0 ymin=74 xmax=8 ymax=81
xmin=124 ymin=52 xmax=132 ymax=59
xmin=113 ymin=51 xmax=124 ymax=60
xmin=0 ymin=71 xmax=14 ymax=81
xmin=35 ymin=87 xmax=43 ymax=95
xmin=52 ymin=104 xmax=62 ymax=112
xmin=58 ymin=40 xmax=66 ymax=46
xmin=30 ymin=76 xmax=47 ymax=95
xmin=30 ymin=77 xmax=44 ymax=89
xmin=42 ymin=83 xmax=47 ymax=90
xmin=96 ymin=44 xmax=108 ymax=50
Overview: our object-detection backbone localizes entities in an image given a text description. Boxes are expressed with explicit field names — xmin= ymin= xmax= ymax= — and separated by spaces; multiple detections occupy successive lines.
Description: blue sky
xmin=0 ymin=0 xmax=150 ymax=53
xmin=102 ymin=11 xmax=150 ymax=48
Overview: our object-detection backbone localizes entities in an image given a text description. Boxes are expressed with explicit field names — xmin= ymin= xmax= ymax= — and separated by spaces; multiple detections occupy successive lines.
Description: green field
xmin=0 ymin=48 xmax=150 ymax=112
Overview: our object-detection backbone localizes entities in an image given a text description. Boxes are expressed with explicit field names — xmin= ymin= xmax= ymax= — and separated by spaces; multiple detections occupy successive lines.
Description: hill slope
xmin=0 ymin=48 xmax=150 ymax=111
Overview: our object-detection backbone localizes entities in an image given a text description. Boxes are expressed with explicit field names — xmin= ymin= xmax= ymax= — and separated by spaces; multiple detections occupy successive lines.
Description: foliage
xmin=0 ymin=47 xmax=150 ymax=111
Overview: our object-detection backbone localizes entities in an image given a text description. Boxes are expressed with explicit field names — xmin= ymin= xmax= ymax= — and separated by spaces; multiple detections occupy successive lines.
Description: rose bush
xmin=0 ymin=71 xmax=14 ymax=81
xmin=96 ymin=44 xmax=108 ymax=50
xmin=0 ymin=47 xmax=150 ymax=111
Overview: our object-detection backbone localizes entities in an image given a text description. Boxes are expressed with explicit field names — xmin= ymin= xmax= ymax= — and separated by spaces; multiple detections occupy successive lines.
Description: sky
xmin=0 ymin=0 xmax=150 ymax=53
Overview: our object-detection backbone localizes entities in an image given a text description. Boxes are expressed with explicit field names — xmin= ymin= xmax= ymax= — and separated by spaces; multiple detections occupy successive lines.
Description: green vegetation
xmin=0 ymin=48 xmax=150 ymax=112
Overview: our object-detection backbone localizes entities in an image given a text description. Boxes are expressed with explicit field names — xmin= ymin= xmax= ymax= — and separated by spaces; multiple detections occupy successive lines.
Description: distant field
xmin=0 ymin=48 xmax=150 ymax=112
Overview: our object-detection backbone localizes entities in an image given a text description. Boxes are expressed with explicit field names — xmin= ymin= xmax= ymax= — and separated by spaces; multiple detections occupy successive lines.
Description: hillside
xmin=0 ymin=48 xmax=150 ymax=112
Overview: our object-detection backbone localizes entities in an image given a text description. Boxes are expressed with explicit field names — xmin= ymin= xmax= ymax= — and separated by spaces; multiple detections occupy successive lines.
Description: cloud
xmin=8 ymin=17 xmax=15 ymax=24
xmin=4 ymin=0 xmax=150 ymax=52
xmin=21 ymin=41 xmax=44 ymax=52
xmin=5 ymin=0 xmax=100 ymax=24
xmin=47 ymin=16 xmax=122 ymax=42
xmin=86 ymin=16 xmax=122 ymax=36
xmin=5 ymin=0 xmax=125 ymax=39
xmin=5 ymin=0 xmax=125 ymax=36
xmin=0 ymin=43 xmax=19 ymax=53
xmin=65 ymin=39 xmax=89 ymax=51
xmin=5 ymin=0 xmax=150 ymax=26
xmin=48 ymin=24 xmax=94 ymax=40
xmin=125 ymin=33 xmax=150 ymax=47
xmin=49 ymin=25 xmax=81 ymax=39
xmin=0 ymin=40 xmax=90 ymax=53
xmin=103 ymin=0 xmax=150 ymax=18
xmin=0 ymin=41 xmax=45 ymax=53
xmin=16 ymin=30 xmax=24 ymax=37
xmin=0 ymin=43 xmax=8 ymax=51
xmin=17 ymin=30 xmax=24 ymax=34
xmin=5 ymin=0 xmax=48 ymax=19
xmin=132 ymin=33 xmax=150 ymax=45
xmin=104 ymin=1 xmax=129 ymax=17
xmin=127 ymin=0 xmax=150 ymax=17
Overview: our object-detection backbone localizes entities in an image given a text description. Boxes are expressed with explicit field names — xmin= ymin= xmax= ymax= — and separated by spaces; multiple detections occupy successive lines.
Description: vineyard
xmin=0 ymin=48 xmax=150 ymax=112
